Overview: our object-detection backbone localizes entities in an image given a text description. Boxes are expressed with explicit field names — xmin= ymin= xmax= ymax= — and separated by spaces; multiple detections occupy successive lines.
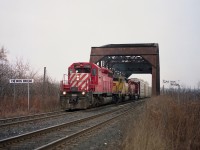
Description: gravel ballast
xmin=64 ymin=101 xmax=145 ymax=150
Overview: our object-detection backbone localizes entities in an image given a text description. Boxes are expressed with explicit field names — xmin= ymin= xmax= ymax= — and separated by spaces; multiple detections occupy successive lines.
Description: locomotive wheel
xmin=93 ymin=96 xmax=99 ymax=107
xmin=121 ymin=95 xmax=125 ymax=102
xmin=118 ymin=95 xmax=123 ymax=103
xmin=99 ymin=96 xmax=104 ymax=105
xmin=112 ymin=95 xmax=117 ymax=103
xmin=87 ymin=92 xmax=94 ymax=107
xmin=129 ymin=95 xmax=133 ymax=100
xmin=112 ymin=95 xmax=118 ymax=104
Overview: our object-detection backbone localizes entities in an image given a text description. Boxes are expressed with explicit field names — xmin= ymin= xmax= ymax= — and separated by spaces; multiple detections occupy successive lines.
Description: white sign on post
xmin=163 ymin=80 xmax=180 ymax=87
xmin=9 ymin=79 xmax=34 ymax=111
xmin=9 ymin=79 xmax=34 ymax=83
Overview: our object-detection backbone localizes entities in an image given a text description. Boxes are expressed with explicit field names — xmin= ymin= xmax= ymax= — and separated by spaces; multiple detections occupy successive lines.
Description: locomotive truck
xmin=60 ymin=62 xmax=151 ymax=110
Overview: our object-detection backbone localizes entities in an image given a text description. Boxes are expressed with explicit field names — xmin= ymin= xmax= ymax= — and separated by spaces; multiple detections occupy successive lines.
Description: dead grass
xmin=122 ymin=93 xmax=200 ymax=150
xmin=0 ymin=95 xmax=60 ymax=118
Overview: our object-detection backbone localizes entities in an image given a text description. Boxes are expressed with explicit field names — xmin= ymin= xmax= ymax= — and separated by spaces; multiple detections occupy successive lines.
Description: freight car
xmin=128 ymin=78 xmax=151 ymax=99
xmin=60 ymin=62 xmax=113 ymax=110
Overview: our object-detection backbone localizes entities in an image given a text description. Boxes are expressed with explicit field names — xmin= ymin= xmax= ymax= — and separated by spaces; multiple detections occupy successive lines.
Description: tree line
xmin=0 ymin=47 xmax=60 ymax=115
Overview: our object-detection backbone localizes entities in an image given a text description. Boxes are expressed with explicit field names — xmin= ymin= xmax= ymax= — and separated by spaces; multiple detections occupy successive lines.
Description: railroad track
xmin=0 ymin=102 xmax=136 ymax=150
xmin=0 ymin=101 xmax=132 ymax=128
xmin=0 ymin=110 xmax=67 ymax=128
xmin=36 ymin=108 xmax=133 ymax=150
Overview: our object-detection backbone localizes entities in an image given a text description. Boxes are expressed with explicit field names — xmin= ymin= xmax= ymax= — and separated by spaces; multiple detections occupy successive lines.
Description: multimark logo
xmin=9 ymin=79 xmax=34 ymax=83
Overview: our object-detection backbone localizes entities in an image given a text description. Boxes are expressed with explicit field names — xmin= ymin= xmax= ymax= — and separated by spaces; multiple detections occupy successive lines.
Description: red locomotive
xmin=60 ymin=62 xmax=113 ymax=110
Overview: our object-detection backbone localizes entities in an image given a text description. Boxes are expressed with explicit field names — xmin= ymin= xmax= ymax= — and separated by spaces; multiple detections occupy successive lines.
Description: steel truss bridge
xmin=90 ymin=43 xmax=160 ymax=96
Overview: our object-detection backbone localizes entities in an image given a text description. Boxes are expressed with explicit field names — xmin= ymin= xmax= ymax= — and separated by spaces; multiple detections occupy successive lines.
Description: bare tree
xmin=12 ymin=57 xmax=30 ymax=78
xmin=0 ymin=47 xmax=12 ymax=98
xmin=197 ymin=81 xmax=200 ymax=90
xmin=0 ymin=47 xmax=60 ymax=114
xmin=0 ymin=47 xmax=8 ymax=62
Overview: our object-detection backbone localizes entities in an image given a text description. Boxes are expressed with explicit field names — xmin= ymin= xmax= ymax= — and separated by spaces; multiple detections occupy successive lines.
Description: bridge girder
xmin=89 ymin=43 xmax=160 ymax=96
xmin=100 ymin=55 xmax=152 ymax=77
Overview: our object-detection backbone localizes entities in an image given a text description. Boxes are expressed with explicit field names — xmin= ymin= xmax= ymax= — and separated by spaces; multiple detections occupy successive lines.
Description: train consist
xmin=60 ymin=62 xmax=151 ymax=110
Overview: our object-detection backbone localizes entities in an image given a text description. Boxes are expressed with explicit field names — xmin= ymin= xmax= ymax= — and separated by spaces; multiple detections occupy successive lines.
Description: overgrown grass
xmin=122 ymin=90 xmax=200 ymax=150
xmin=0 ymin=95 xmax=60 ymax=118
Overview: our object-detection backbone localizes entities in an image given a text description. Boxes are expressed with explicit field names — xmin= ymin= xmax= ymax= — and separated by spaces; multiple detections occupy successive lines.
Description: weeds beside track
xmin=122 ymin=92 xmax=200 ymax=150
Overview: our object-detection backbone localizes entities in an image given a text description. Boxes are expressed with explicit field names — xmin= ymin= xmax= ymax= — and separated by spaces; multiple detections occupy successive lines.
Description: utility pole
xmin=43 ymin=67 xmax=46 ymax=98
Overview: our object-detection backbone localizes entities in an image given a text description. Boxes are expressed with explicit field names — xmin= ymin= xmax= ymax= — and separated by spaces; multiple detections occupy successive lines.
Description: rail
xmin=0 ymin=103 xmax=132 ymax=149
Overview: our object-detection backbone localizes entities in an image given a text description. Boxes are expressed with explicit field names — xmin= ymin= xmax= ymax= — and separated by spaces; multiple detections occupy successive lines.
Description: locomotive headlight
xmin=63 ymin=91 xmax=67 ymax=95
xmin=82 ymin=91 xmax=85 ymax=95
xmin=76 ymin=75 xmax=80 ymax=81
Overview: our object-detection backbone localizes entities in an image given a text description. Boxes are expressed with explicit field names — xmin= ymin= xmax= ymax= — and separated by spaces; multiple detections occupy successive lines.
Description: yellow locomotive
xmin=112 ymin=75 xmax=128 ymax=102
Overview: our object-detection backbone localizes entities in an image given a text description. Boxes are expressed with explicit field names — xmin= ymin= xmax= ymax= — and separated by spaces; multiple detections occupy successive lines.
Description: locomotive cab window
xmin=108 ymin=72 xmax=113 ymax=77
xmin=75 ymin=68 xmax=91 ymax=73
xmin=113 ymin=78 xmax=118 ymax=81
xmin=92 ymin=68 xmax=96 ymax=76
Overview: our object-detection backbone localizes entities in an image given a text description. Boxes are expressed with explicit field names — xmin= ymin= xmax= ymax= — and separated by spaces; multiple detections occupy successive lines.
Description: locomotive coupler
xmin=69 ymin=94 xmax=79 ymax=104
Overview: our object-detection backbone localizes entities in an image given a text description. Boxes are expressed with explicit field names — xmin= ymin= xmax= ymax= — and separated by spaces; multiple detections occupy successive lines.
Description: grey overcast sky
xmin=0 ymin=0 xmax=200 ymax=88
